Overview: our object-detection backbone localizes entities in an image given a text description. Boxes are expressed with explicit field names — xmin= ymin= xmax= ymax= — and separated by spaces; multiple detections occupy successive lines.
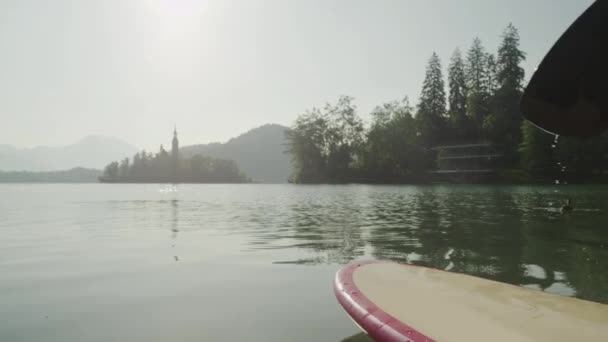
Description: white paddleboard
xmin=334 ymin=260 xmax=608 ymax=342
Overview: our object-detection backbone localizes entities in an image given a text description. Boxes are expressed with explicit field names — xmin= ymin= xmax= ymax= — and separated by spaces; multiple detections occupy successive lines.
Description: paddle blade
xmin=521 ymin=0 xmax=608 ymax=138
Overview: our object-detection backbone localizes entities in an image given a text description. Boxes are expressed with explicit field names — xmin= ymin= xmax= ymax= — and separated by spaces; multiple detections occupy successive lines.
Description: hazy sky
xmin=0 ymin=0 xmax=594 ymax=149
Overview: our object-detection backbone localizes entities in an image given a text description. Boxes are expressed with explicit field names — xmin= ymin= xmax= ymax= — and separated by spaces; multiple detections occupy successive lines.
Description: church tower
xmin=171 ymin=126 xmax=179 ymax=163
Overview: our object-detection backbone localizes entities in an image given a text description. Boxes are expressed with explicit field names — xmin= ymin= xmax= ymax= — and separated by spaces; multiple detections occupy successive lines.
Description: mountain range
xmin=0 ymin=136 xmax=137 ymax=171
xmin=0 ymin=124 xmax=293 ymax=183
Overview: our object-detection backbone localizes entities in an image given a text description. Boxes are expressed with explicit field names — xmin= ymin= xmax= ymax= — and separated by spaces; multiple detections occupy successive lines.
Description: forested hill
xmin=180 ymin=124 xmax=291 ymax=183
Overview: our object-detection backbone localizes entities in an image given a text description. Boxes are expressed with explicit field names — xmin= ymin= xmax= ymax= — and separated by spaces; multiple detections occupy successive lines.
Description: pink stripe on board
xmin=334 ymin=260 xmax=436 ymax=342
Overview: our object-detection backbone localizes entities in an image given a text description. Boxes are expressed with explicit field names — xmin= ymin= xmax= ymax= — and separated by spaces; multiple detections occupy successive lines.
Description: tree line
xmin=286 ymin=24 xmax=608 ymax=184
xmin=100 ymin=146 xmax=249 ymax=183
xmin=0 ymin=168 xmax=100 ymax=183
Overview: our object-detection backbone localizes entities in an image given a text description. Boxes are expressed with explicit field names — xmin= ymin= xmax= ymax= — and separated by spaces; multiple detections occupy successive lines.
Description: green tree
xmin=519 ymin=121 xmax=555 ymax=177
xmin=285 ymin=108 xmax=329 ymax=183
xmin=102 ymin=161 xmax=119 ymax=180
xmin=100 ymin=146 xmax=247 ymax=183
xmin=416 ymin=52 xmax=447 ymax=146
xmin=447 ymin=48 xmax=471 ymax=141
xmin=365 ymin=97 xmax=426 ymax=180
xmin=496 ymin=24 xmax=525 ymax=91
xmin=485 ymin=24 xmax=526 ymax=158
xmin=324 ymin=96 xmax=365 ymax=180
xmin=485 ymin=53 xmax=499 ymax=95
xmin=286 ymin=96 xmax=364 ymax=183
xmin=465 ymin=38 xmax=492 ymax=139
xmin=118 ymin=158 xmax=130 ymax=179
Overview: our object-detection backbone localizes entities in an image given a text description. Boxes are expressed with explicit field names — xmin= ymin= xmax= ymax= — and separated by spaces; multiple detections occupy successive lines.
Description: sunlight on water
xmin=159 ymin=185 xmax=178 ymax=193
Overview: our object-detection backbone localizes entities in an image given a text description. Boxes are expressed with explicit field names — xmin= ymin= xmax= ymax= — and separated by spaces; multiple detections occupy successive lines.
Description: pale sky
xmin=0 ymin=0 xmax=593 ymax=150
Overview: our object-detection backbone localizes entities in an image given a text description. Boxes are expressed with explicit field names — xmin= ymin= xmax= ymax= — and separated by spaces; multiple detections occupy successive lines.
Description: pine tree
xmin=481 ymin=53 xmax=498 ymax=141
xmin=417 ymin=52 xmax=447 ymax=146
xmin=465 ymin=38 xmax=491 ymax=139
xmin=485 ymin=53 xmax=499 ymax=95
xmin=447 ymin=48 xmax=470 ymax=141
xmin=496 ymin=24 xmax=525 ymax=91
xmin=487 ymin=24 xmax=526 ymax=154
xmin=466 ymin=38 xmax=486 ymax=93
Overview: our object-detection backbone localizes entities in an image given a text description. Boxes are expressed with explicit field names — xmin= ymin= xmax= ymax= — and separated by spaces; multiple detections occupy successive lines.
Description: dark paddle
xmin=520 ymin=0 xmax=608 ymax=138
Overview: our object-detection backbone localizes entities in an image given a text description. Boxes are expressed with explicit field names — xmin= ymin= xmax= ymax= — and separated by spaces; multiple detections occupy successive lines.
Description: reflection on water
xmin=170 ymin=198 xmax=179 ymax=262
xmin=1 ymin=184 xmax=607 ymax=341
xmin=244 ymin=185 xmax=608 ymax=304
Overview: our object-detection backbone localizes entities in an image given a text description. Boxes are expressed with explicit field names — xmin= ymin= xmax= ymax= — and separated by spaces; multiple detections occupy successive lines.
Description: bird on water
xmin=561 ymin=198 xmax=574 ymax=214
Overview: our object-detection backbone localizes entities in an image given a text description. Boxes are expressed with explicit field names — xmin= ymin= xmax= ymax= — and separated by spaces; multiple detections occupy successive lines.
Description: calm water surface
xmin=1 ymin=184 xmax=608 ymax=341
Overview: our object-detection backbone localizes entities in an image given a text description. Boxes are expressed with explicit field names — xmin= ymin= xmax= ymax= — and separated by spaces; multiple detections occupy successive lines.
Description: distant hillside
xmin=0 ymin=168 xmax=101 ymax=183
xmin=180 ymin=124 xmax=292 ymax=183
xmin=0 ymin=136 xmax=137 ymax=171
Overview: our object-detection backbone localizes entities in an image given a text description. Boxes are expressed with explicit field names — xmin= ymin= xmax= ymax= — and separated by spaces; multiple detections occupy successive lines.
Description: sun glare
xmin=150 ymin=0 xmax=208 ymax=17
xmin=132 ymin=0 xmax=220 ymax=70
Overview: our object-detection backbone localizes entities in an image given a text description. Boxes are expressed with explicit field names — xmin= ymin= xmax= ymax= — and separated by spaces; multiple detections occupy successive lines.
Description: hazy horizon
xmin=0 ymin=123 xmax=286 ymax=150
xmin=0 ymin=0 xmax=593 ymax=150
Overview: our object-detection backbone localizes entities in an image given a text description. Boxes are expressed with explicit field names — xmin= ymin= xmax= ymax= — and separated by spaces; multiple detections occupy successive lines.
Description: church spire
xmin=172 ymin=125 xmax=179 ymax=160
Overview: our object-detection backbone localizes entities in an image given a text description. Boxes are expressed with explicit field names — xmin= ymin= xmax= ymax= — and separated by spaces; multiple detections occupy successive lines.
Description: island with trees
xmin=285 ymin=24 xmax=608 ymax=184
xmin=99 ymin=128 xmax=249 ymax=183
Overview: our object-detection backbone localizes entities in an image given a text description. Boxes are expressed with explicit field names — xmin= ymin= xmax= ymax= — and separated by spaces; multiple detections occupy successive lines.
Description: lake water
xmin=1 ymin=184 xmax=607 ymax=341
